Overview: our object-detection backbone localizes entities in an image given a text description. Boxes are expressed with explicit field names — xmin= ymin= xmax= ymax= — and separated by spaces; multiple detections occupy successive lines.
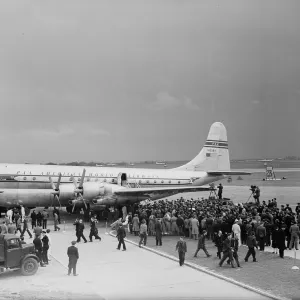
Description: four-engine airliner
xmin=0 ymin=122 xmax=250 ymax=213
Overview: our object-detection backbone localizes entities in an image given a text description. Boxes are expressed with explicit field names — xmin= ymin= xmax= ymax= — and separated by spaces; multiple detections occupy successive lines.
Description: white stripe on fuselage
xmin=0 ymin=163 xmax=210 ymax=186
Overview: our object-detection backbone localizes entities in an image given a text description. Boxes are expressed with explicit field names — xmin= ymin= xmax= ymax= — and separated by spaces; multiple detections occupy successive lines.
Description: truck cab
xmin=0 ymin=234 xmax=39 ymax=276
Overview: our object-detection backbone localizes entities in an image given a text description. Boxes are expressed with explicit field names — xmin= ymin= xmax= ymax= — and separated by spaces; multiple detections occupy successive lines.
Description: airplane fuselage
xmin=0 ymin=163 xmax=222 ymax=188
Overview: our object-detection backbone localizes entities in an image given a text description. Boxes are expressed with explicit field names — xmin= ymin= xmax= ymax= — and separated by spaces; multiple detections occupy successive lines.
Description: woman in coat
xmin=148 ymin=214 xmax=156 ymax=236
xmin=132 ymin=214 xmax=140 ymax=236
xmin=171 ymin=215 xmax=178 ymax=235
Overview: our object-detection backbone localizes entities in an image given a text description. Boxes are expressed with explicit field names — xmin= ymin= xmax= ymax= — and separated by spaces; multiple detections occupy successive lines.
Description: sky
xmin=0 ymin=0 xmax=300 ymax=163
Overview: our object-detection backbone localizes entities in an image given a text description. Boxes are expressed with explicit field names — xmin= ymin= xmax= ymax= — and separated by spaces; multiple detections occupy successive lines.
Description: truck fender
xmin=21 ymin=254 xmax=40 ymax=265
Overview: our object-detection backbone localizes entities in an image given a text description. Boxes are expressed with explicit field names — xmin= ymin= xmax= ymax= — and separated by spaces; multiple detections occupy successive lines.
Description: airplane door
xmin=117 ymin=173 xmax=127 ymax=186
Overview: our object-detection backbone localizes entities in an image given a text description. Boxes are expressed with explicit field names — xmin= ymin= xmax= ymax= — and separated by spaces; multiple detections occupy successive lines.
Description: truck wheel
xmin=21 ymin=258 xmax=39 ymax=276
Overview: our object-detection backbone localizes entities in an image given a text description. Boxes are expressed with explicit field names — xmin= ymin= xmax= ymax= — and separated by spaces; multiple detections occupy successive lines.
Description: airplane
xmin=0 ymin=122 xmax=250 ymax=213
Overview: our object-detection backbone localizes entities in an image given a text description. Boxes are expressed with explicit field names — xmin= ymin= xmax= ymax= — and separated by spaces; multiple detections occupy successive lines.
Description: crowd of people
xmin=112 ymin=194 xmax=300 ymax=264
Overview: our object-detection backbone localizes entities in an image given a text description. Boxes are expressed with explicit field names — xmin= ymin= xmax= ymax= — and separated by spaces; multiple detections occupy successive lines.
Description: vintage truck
xmin=0 ymin=234 xmax=39 ymax=276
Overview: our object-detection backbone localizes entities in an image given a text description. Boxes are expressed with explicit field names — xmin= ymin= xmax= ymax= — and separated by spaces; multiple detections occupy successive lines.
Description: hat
xmin=71 ymin=241 xmax=77 ymax=245
xmin=119 ymin=223 xmax=123 ymax=226
xmin=42 ymin=231 xmax=46 ymax=234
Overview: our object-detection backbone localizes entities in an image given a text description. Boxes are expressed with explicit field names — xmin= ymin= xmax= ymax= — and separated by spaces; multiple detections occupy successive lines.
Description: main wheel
xmin=21 ymin=258 xmax=39 ymax=276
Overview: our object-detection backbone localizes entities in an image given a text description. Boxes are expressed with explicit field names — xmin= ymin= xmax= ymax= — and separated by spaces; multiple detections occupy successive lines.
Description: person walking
xmin=77 ymin=219 xmax=87 ymax=243
xmin=67 ymin=241 xmax=79 ymax=276
xmin=116 ymin=223 xmax=126 ymax=251
xmin=219 ymin=233 xmax=235 ymax=268
xmin=175 ymin=236 xmax=187 ymax=266
xmin=54 ymin=212 xmax=60 ymax=231
xmin=20 ymin=216 xmax=33 ymax=238
xmin=228 ymin=233 xmax=241 ymax=267
xmin=194 ymin=230 xmax=211 ymax=258
xmin=244 ymin=231 xmax=258 ymax=262
xmin=132 ymin=214 xmax=140 ymax=236
xmin=139 ymin=219 xmax=148 ymax=247
xmin=214 ymin=230 xmax=224 ymax=259
xmin=89 ymin=216 xmax=101 ymax=242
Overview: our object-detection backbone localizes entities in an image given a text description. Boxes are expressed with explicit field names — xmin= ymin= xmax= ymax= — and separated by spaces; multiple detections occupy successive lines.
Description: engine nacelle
xmin=82 ymin=182 xmax=105 ymax=200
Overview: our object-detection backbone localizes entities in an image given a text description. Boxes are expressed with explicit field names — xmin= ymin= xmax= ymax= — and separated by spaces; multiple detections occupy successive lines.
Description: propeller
xmin=70 ymin=169 xmax=87 ymax=212
xmin=49 ymin=173 xmax=62 ymax=208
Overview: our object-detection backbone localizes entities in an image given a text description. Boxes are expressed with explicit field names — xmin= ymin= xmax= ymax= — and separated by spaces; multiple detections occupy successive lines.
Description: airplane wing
xmin=114 ymin=186 xmax=211 ymax=197
xmin=207 ymin=171 xmax=251 ymax=176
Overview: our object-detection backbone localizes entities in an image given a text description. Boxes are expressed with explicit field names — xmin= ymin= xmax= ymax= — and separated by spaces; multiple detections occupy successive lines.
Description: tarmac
xmin=41 ymin=223 xmax=271 ymax=300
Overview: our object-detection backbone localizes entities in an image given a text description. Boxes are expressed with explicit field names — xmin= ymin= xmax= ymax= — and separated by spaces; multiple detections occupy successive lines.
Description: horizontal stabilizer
xmin=207 ymin=171 xmax=251 ymax=176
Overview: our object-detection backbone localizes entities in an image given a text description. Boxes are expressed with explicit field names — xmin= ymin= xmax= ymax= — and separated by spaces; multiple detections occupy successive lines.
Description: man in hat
xmin=89 ymin=215 xmax=101 ymax=242
xmin=295 ymin=203 xmax=300 ymax=215
xmin=41 ymin=231 xmax=50 ymax=264
xmin=176 ymin=236 xmax=187 ymax=266
xmin=67 ymin=241 xmax=79 ymax=276
xmin=116 ymin=223 xmax=126 ymax=251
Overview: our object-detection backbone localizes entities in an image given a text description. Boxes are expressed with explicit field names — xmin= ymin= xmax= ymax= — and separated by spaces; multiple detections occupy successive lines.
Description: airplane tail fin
xmin=175 ymin=122 xmax=230 ymax=172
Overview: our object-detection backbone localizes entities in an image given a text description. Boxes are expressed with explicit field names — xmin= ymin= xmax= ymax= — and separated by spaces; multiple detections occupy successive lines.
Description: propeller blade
xmin=56 ymin=173 xmax=62 ymax=190
xmin=72 ymin=203 xmax=76 ymax=213
xmin=55 ymin=195 xmax=62 ymax=209
xmin=79 ymin=169 xmax=86 ymax=188
xmin=49 ymin=176 xmax=56 ymax=190
xmin=71 ymin=175 xmax=77 ymax=187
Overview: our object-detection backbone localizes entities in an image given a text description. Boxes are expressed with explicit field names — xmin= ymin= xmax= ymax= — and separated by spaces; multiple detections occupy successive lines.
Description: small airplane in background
xmin=0 ymin=122 xmax=250 ymax=213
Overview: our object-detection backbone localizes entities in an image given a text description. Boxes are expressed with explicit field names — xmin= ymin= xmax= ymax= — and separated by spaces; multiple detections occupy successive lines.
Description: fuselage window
xmin=169 ymin=180 xmax=171 ymax=184
xmin=33 ymin=177 xmax=36 ymax=181
xmin=178 ymin=181 xmax=181 ymax=184
xmin=103 ymin=179 xmax=106 ymax=182
xmin=154 ymin=180 xmax=156 ymax=184
xmin=112 ymin=179 xmax=115 ymax=183
xmin=69 ymin=177 xmax=72 ymax=181
xmin=87 ymin=178 xmax=90 ymax=182
xmin=139 ymin=180 xmax=142 ymax=184
xmin=161 ymin=180 xmax=164 ymax=184
xmin=23 ymin=177 xmax=27 ymax=180
xmin=146 ymin=180 xmax=149 ymax=184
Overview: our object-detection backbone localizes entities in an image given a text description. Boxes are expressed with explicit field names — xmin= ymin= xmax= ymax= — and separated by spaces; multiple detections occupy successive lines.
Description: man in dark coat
xmin=219 ymin=233 xmax=234 ymax=268
xmin=217 ymin=184 xmax=223 ymax=199
xmin=256 ymin=222 xmax=266 ymax=251
xmin=244 ymin=231 xmax=258 ymax=262
xmin=214 ymin=230 xmax=224 ymax=259
xmin=276 ymin=227 xmax=286 ymax=258
xmin=67 ymin=241 xmax=79 ymax=276
xmin=36 ymin=211 xmax=43 ymax=227
xmin=227 ymin=233 xmax=241 ymax=267
xmin=176 ymin=236 xmax=187 ymax=266
xmin=33 ymin=235 xmax=46 ymax=267
xmin=116 ymin=223 xmax=126 ymax=251
xmin=194 ymin=230 xmax=211 ymax=258
xmin=89 ymin=216 xmax=101 ymax=242
xmin=77 ymin=219 xmax=87 ymax=243
xmin=30 ymin=210 xmax=37 ymax=229
xmin=155 ymin=218 xmax=163 ymax=246
xmin=41 ymin=231 xmax=49 ymax=264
